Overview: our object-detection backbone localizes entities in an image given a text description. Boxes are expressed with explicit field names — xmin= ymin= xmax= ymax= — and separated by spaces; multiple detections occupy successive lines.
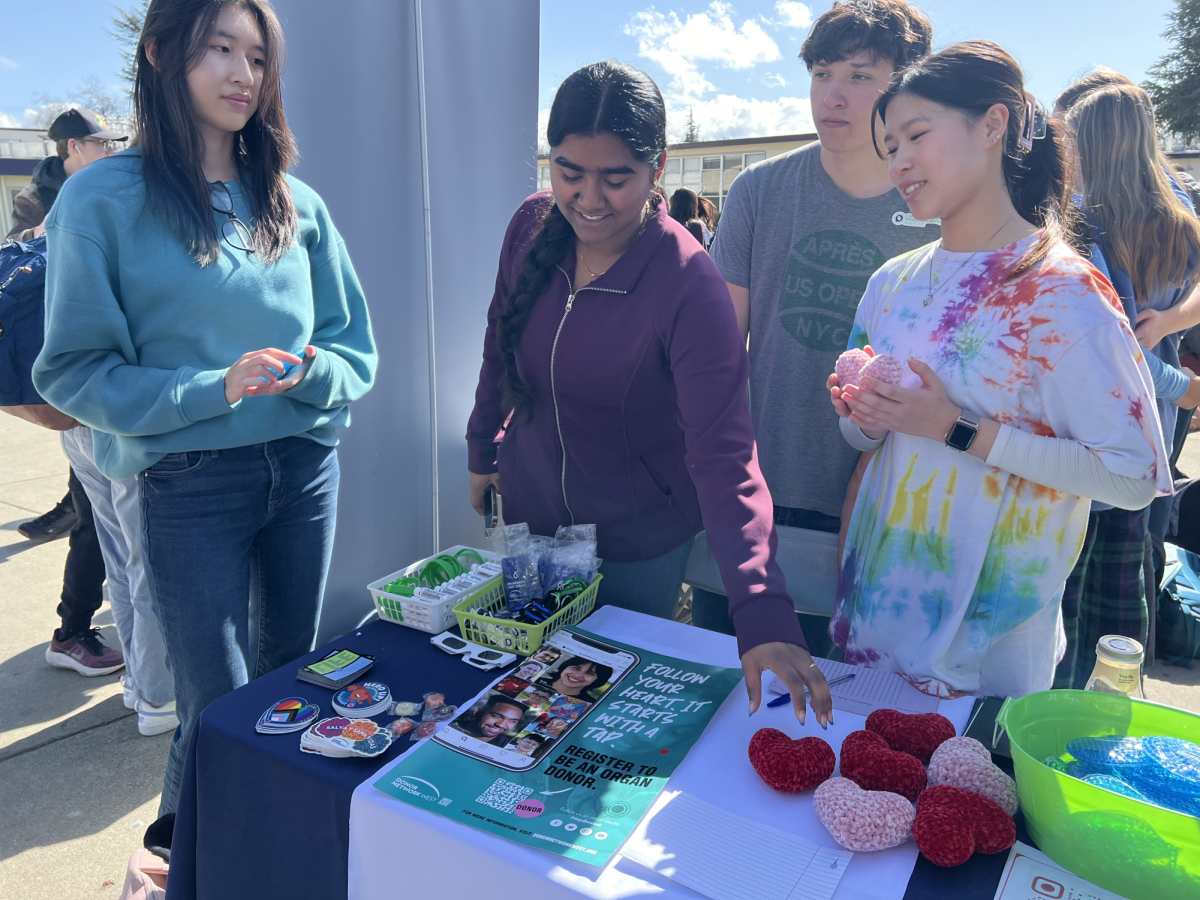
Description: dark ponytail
xmin=873 ymin=40 xmax=1080 ymax=275
xmin=497 ymin=61 xmax=667 ymax=421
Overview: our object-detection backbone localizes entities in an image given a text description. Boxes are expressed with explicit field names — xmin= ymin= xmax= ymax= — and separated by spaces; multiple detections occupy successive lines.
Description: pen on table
xmin=766 ymin=673 xmax=856 ymax=709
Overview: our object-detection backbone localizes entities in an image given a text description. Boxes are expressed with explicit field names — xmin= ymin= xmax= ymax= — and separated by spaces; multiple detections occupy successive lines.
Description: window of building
xmin=537 ymin=164 xmax=551 ymax=191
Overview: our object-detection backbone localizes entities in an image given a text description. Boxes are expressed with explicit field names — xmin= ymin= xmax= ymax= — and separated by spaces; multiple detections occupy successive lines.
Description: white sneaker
xmin=119 ymin=675 xmax=138 ymax=710
xmin=136 ymin=699 xmax=179 ymax=737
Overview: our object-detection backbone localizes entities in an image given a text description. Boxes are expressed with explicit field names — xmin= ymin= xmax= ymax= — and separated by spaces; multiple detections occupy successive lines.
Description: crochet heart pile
xmin=927 ymin=736 xmax=1019 ymax=816
xmin=912 ymin=785 xmax=1017 ymax=866
xmin=747 ymin=708 xmax=1016 ymax=868
xmin=834 ymin=348 xmax=904 ymax=388
xmin=866 ymin=709 xmax=957 ymax=765
xmin=748 ymin=728 xmax=835 ymax=793
xmin=839 ymin=730 xmax=927 ymax=801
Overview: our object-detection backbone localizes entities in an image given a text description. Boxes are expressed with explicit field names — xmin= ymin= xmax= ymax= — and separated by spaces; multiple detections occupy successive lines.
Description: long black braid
xmin=497 ymin=61 xmax=667 ymax=422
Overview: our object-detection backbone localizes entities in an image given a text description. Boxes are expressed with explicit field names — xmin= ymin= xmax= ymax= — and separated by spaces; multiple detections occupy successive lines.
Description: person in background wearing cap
xmin=9 ymin=108 xmax=127 ymax=545
xmin=3 ymin=109 xmax=136 ymax=688
xmin=7 ymin=108 xmax=126 ymax=241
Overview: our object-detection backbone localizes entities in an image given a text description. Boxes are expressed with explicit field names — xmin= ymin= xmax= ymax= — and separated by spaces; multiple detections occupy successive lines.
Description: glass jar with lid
xmin=1084 ymin=635 xmax=1145 ymax=698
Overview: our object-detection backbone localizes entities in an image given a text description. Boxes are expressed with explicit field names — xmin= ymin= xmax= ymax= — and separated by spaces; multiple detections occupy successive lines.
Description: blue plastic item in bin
xmin=1065 ymin=735 xmax=1146 ymax=768
xmin=1066 ymin=759 xmax=1114 ymax=779
xmin=1140 ymin=737 xmax=1200 ymax=795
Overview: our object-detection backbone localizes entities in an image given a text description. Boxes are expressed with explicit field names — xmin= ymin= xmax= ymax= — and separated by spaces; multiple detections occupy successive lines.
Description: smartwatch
xmin=945 ymin=409 xmax=980 ymax=452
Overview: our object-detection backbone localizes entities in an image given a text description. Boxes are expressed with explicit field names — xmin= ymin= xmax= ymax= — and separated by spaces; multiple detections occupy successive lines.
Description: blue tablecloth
xmin=166 ymin=619 xmax=498 ymax=900
xmin=166 ymin=617 xmax=1027 ymax=900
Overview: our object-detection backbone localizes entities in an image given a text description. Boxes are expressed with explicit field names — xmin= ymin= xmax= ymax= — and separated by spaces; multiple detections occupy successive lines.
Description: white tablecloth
xmin=348 ymin=607 xmax=974 ymax=900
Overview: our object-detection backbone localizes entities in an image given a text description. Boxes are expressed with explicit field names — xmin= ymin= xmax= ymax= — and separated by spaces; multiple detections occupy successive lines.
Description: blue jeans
xmin=62 ymin=427 xmax=174 ymax=706
xmin=140 ymin=437 xmax=339 ymax=815
xmin=596 ymin=538 xmax=695 ymax=620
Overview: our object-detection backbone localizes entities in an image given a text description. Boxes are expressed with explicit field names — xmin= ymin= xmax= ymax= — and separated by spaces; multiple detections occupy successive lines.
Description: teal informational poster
xmin=373 ymin=627 xmax=743 ymax=865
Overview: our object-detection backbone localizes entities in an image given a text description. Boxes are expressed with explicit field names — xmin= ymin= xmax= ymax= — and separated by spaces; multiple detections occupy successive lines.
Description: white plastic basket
xmin=367 ymin=545 xmax=499 ymax=633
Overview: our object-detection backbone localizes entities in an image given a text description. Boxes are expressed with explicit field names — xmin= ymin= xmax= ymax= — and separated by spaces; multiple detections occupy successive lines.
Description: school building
xmin=538 ymin=133 xmax=818 ymax=211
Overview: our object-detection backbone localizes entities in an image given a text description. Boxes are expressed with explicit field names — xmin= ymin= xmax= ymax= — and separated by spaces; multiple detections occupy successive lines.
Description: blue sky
xmin=0 ymin=0 xmax=1181 ymax=144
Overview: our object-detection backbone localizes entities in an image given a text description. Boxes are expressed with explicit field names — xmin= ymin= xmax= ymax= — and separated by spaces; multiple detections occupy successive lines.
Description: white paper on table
xmin=767 ymin=658 xmax=941 ymax=717
xmin=992 ymin=843 xmax=1127 ymax=900
xmin=622 ymin=791 xmax=852 ymax=900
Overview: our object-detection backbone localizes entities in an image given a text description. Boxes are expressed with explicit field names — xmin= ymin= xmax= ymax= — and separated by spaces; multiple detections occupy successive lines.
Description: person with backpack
xmin=33 ymin=0 xmax=377 ymax=814
xmin=466 ymin=60 xmax=832 ymax=727
xmin=828 ymin=41 xmax=1170 ymax=698
xmin=2 ymin=108 xmax=130 ymax=680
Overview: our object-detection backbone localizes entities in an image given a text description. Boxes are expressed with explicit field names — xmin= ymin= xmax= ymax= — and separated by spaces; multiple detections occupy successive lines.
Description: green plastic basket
xmin=995 ymin=690 xmax=1200 ymax=900
xmin=453 ymin=575 xmax=602 ymax=655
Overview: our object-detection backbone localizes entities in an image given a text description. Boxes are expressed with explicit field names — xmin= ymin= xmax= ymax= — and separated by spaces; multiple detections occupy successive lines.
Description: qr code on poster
xmin=477 ymin=778 xmax=534 ymax=814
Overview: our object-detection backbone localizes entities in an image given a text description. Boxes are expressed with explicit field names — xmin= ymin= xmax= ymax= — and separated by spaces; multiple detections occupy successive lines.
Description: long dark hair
xmin=497 ymin=61 xmax=667 ymax=420
xmin=874 ymin=40 xmax=1077 ymax=275
xmin=668 ymin=188 xmax=699 ymax=225
xmin=135 ymin=0 xmax=297 ymax=266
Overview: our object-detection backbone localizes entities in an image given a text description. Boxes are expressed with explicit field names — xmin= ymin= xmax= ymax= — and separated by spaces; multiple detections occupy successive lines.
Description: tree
xmin=1144 ymin=0 xmax=1200 ymax=144
xmin=33 ymin=75 xmax=132 ymax=135
xmin=107 ymin=0 xmax=150 ymax=100
xmin=683 ymin=107 xmax=700 ymax=143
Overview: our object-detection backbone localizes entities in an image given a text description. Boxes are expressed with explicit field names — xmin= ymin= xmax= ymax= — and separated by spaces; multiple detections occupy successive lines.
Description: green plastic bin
xmin=995 ymin=690 xmax=1200 ymax=899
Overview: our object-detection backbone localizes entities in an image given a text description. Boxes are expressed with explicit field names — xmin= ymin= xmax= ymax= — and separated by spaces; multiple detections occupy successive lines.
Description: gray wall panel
xmin=423 ymin=1 xmax=541 ymax=551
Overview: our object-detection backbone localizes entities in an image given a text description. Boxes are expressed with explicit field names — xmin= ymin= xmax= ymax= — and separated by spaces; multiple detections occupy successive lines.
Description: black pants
xmin=55 ymin=467 xmax=107 ymax=639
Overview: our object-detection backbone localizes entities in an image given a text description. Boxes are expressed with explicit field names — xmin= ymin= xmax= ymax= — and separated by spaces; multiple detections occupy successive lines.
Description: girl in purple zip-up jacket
xmin=466 ymin=62 xmax=832 ymax=726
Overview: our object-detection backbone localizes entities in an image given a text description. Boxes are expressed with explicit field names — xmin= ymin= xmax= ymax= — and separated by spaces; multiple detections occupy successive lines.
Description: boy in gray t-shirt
xmin=696 ymin=0 xmax=938 ymax=641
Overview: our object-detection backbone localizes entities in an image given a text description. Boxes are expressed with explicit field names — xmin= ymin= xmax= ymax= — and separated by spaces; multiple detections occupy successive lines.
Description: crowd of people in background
xmin=5 ymin=0 xmax=1199 ymax=838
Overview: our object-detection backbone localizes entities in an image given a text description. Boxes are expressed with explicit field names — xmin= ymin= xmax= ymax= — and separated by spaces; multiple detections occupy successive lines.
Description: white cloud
xmin=670 ymin=94 xmax=814 ymax=143
xmin=762 ymin=72 xmax=789 ymax=88
xmin=774 ymin=1 xmax=813 ymax=29
xmin=0 ymin=56 xmax=17 ymax=70
xmin=0 ymin=111 xmax=21 ymax=127
xmin=624 ymin=1 xmax=781 ymax=101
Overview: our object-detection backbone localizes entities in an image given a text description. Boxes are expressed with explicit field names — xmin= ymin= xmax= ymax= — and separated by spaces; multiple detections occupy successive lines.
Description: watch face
xmin=946 ymin=420 xmax=977 ymax=451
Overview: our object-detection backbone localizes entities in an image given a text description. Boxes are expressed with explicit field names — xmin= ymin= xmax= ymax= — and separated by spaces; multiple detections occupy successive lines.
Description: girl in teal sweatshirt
xmin=33 ymin=0 xmax=377 ymax=815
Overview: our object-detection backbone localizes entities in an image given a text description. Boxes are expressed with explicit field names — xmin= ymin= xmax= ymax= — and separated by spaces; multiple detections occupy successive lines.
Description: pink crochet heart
xmin=927 ymin=737 xmax=1019 ymax=816
xmin=834 ymin=348 xmax=872 ymax=388
xmin=814 ymin=776 xmax=915 ymax=852
xmin=859 ymin=353 xmax=904 ymax=386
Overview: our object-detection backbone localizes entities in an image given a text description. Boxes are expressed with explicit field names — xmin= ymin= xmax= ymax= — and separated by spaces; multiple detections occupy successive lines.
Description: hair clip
xmin=1018 ymin=96 xmax=1048 ymax=153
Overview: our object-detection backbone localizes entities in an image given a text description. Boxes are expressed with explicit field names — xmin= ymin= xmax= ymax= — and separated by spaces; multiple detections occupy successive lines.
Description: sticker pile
xmin=256 ymin=697 xmax=320 ymax=735
xmin=332 ymin=681 xmax=392 ymax=718
xmin=301 ymin=717 xmax=395 ymax=758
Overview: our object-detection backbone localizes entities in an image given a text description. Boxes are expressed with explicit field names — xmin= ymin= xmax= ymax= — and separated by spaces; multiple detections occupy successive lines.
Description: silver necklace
xmin=924 ymin=211 xmax=1018 ymax=307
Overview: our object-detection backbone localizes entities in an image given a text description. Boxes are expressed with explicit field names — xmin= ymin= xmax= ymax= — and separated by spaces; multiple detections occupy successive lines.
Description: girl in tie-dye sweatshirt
xmin=827 ymin=42 xmax=1170 ymax=698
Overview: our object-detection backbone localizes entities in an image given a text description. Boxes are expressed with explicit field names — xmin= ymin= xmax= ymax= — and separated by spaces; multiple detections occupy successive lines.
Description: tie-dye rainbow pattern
xmin=831 ymin=235 xmax=1170 ymax=699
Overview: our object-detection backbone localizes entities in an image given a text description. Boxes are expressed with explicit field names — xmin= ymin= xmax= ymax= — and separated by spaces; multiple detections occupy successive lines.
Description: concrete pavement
xmin=1 ymin=412 xmax=1198 ymax=897
xmin=0 ymin=415 xmax=168 ymax=898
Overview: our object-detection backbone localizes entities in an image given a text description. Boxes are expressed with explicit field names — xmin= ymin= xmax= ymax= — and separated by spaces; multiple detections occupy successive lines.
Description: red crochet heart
xmin=748 ymin=728 xmax=835 ymax=793
xmin=913 ymin=784 xmax=1016 ymax=867
xmin=839 ymin=730 xmax=927 ymax=801
xmin=866 ymin=709 xmax=957 ymax=765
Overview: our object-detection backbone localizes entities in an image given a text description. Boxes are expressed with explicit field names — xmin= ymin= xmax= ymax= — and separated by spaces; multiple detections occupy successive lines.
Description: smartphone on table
xmin=435 ymin=630 xmax=639 ymax=771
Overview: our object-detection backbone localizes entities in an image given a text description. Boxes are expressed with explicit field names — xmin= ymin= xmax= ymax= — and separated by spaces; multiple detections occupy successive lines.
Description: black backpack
xmin=0 ymin=234 xmax=49 ymax=406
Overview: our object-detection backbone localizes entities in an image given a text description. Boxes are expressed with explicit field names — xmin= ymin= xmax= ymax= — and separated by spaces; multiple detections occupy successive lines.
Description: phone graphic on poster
xmin=435 ymin=630 xmax=639 ymax=771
